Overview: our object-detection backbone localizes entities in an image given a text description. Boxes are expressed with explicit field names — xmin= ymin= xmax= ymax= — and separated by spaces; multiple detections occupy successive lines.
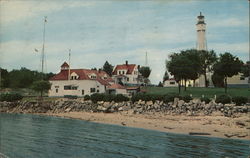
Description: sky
xmin=0 ymin=0 xmax=249 ymax=84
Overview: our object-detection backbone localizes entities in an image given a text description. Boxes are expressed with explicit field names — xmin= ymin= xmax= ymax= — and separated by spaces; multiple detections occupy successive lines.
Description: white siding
xmin=49 ymin=80 xmax=106 ymax=97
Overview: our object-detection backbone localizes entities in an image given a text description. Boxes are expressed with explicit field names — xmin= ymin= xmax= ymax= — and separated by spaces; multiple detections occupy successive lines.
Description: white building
xmin=112 ymin=61 xmax=142 ymax=85
xmin=49 ymin=62 xmax=113 ymax=97
xmin=163 ymin=78 xmax=178 ymax=87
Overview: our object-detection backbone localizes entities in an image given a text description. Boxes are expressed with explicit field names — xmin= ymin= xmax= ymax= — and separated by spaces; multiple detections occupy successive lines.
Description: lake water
xmin=0 ymin=113 xmax=249 ymax=158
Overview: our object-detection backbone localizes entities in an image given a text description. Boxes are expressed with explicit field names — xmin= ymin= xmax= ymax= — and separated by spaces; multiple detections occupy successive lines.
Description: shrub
xmin=200 ymin=97 xmax=211 ymax=104
xmin=114 ymin=94 xmax=129 ymax=102
xmin=232 ymin=96 xmax=248 ymax=106
xmin=181 ymin=95 xmax=193 ymax=103
xmin=151 ymin=94 xmax=164 ymax=102
xmin=131 ymin=93 xmax=148 ymax=103
xmin=103 ymin=94 xmax=115 ymax=102
xmin=215 ymin=94 xmax=231 ymax=104
xmin=84 ymin=95 xmax=90 ymax=101
xmin=0 ymin=92 xmax=23 ymax=102
xmin=90 ymin=93 xmax=105 ymax=103
xmin=163 ymin=93 xmax=179 ymax=103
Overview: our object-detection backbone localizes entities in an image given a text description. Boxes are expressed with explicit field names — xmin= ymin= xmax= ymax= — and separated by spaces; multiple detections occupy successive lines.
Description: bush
xmin=163 ymin=93 xmax=179 ymax=103
xmin=103 ymin=94 xmax=115 ymax=102
xmin=0 ymin=92 xmax=23 ymax=102
xmin=151 ymin=94 xmax=164 ymax=102
xmin=90 ymin=93 xmax=105 ymax=103
xmin=232 ymin=96 xmax=248 ymax=106
xmin=84 ymin=95 xmax=90 ymax=101
xmin=200 ymin=97 xmax=211 ymax=104
xmin=114 ymin=94 xmax=129 ymax=102
xmin=215 ymin=94 xmax=231 ymax=104
xmin=181 ymin=95 xmax=193 ymax=103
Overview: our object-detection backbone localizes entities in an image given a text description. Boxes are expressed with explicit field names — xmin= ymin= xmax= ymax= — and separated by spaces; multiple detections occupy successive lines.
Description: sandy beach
xmin=44 ymin=111 xmax=250 ymax=140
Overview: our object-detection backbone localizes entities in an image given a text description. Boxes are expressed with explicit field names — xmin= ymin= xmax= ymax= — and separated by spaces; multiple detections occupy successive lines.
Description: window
xmin=127 ymin=78 xmax=129 ymax=81
xmin=97 ymin=90 xmax=99 ymax=93
xmin=90 ymin=88 xmax=96 ymax=93
xmin=71 ymin=76 xmax=78 ymax=80
xmin=56 ymin=89 xmax=58 ymax=93
xmin=64 ymin=85 xmax=71 ymax=90
xmin=91 ymin=75 xmax=96 ymax=79
xmin=97 ymin=85 xmax=99 ymax=88
xmin=170 ymin=82 xmax=175 ymax=85
xmin=64 ymin=85 xmax=78 ymax=90
xmin=82 ymin=90 xmax=84 ymax=95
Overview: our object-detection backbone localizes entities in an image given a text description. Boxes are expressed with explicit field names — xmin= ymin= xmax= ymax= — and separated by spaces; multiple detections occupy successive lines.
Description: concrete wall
xmin=49 ymin=80 xmax=105 ymax=97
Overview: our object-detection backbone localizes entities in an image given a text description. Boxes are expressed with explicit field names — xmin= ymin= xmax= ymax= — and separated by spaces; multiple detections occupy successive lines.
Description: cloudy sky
xmin=0 ymin=0 xmax=249 ymax=84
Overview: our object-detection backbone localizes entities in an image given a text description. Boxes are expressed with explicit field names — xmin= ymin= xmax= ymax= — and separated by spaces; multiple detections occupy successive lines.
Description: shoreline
xmin=40 ymin=111 xmax=250 ymax=140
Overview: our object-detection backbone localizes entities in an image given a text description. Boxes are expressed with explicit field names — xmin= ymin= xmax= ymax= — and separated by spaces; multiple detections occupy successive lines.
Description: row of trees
xmin=0 ymin=67 xmax=54 ymax=89
xmin=166 ymin=49 xmax=249 ymax=93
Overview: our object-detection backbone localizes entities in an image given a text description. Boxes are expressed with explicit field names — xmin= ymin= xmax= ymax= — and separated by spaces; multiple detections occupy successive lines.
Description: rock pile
xmin=0 ymin=98 xmax=249 ymax=117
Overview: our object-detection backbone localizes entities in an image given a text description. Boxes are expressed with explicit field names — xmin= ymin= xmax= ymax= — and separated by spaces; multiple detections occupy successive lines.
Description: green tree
xmin=212 ymin=72 xmax=224 ymax=87
xmin=180 ymin=49 xmax=202 ymax=89
xmin=213 ymin=52 xmax=243 ymax=93
xmin=0 ymin=68 xmax=10 ymax=88
xmin=241 ymin=61 xmax=250 ymax=77
xmin=102 ymin=61 xmax=114 ymax=76
xmin=32 ymin=80 xmax=51 ymax=97
xmin=139 ymin=66 xmax=151 ymax=85
xmin=199 ymin=50 xmax=217 ymax=87
xmin=158 ymin=81 xmax=163 ymax=87
xmin=163 ymin=70 xmax=169 ymax=82
xmin=167 ymin=54 xmax=189 ymax=93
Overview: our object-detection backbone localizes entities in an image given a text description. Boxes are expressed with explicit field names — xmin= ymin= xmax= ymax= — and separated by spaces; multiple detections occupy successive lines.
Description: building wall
xmin=163 ymin=80 xmax=178 ymax=87
xmin=227 ymin=74 xmax=249 ymax=87
xmin=115 ymin=89 xmax=127 ymax=95
xmin=49 ymin=80 xmax=105 ymax=97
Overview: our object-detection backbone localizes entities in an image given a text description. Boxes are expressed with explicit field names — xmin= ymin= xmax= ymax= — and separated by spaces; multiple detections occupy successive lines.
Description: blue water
xmin=0 ymin=113 xmax=249 ymax=158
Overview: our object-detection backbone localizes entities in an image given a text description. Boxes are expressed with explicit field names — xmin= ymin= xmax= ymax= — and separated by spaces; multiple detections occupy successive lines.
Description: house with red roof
xmin=112 ymin=61 xmax=142 ymax=85
xmin=49 ymin=62 xmax=114 ymax=97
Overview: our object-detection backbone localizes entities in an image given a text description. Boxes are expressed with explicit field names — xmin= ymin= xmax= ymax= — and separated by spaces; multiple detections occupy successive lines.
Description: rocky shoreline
xmin=1 ymin=98 xmax=249 ymax=117
xmin=1 ymin=98 xmax=250 ymax=140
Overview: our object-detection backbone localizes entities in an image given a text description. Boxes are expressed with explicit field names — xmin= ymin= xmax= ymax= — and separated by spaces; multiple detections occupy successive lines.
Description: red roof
xmin=107 ymin=83 xmax=126 ymax=89
xmin=113 ymin=64 xmax=136 ymax=75
xmin=50 ymin=64 xmax=112 ymax=86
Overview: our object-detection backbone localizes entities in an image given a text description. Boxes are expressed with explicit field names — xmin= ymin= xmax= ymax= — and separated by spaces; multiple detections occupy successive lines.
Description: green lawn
xmin=144 ymin=87 xmax=250 ymax=99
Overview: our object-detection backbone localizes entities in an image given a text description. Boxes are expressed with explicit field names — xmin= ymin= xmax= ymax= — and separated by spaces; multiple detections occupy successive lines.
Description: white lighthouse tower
xmin=196 ymin=12 xmax=210 ymax=87
xmin=196 ymin=12 xmax=207 ymax=51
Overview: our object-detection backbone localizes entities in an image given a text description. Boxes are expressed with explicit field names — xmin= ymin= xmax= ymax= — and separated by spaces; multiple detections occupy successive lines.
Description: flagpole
xmin=41 ymin=16 xmax=47 ymax=79
xmin=68 ymin=49 xmax=71 ymax=80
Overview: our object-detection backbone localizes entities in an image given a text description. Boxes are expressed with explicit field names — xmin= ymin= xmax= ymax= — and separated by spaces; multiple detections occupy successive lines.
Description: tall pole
xmin=145 ymin=51 xmax=148 ymax=66
xmin=68 ymin=49 xmax=71 ymax=80
xmin=41 ymin=16 xmax=47 ymax=79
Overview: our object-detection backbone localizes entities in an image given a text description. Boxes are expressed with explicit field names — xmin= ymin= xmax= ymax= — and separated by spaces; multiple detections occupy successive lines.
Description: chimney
xmin=138 ymin=65 xmax=140 ymax=69
xmin=125 ymin=60 xmax=128 ymax=65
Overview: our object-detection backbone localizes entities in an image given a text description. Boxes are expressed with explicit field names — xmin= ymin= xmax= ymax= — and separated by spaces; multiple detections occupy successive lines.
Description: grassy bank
xmin=144 ymin=87 xmax=250 ymax=98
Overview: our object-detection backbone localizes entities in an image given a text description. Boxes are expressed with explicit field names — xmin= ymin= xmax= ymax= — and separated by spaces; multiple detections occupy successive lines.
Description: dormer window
xmin=70 ymin=72 xmax=79 ymax=80
xmin=103 ymin=74 xmax=107 ymax=79
xmin=89 ymin=73 xmax=97 ymax=79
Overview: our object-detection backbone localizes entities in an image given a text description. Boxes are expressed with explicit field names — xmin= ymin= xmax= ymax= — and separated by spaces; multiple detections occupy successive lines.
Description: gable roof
xmin=61 ymin=62 xmax=69 ymax=68
xmin=112 ymin=64 xmax=136 ymax=75
xmin=50 ymin=66 xmax=113 ymax=86
xmin=107 ymin=83 xmax=126 ymax=89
